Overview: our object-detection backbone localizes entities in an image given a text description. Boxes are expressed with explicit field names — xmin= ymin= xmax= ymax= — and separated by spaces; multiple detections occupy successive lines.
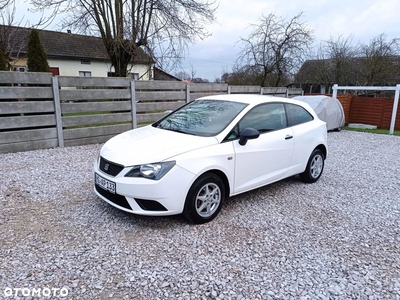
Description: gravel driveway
xmin=1 ymin=131 xmax=399 ymax=300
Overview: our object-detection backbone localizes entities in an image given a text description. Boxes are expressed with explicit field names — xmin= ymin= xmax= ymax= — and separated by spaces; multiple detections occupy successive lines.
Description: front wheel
xmin=183 ymin=173 xmax=225 ymax=224
xmin=300 ymin=149 xmax=325 ymax=183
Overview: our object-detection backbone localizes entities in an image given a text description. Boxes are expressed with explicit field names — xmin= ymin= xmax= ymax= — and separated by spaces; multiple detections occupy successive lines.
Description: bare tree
xmin=0 ymin=0 xmax=53 ymax=71
xmin=296 ymin=34 xmax=360 ymax=92
xmin=225 ymin=64 xmax=263 ymax=86
xmin=0 ymin=0 xmax=12 ymax=10
xmin=1 ymin=0 xmax=54 ymax=28
xmin=0 ymin=4 xmax=25 ymax=70
xmin=30 ymin=0 xmax=217 ymax=77
xmin=237 ymin=12 xmax=314 ymax=87
xmin=322 ymin=35 xmax=359 ymax=85
xmin=188 ymin=63 xmax=196 ymax=80
xmin=359 ymin=33 xmax=400 ymax=85
xmin=296 ymin=43 xmax=335 ymax=92
xmin=175 ymin=70 xmax=191 ymax=81
xmin=215 ymin=65 xmax=230 ymax=83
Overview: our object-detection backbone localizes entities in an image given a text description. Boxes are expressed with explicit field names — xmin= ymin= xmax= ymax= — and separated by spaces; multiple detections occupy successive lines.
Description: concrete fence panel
xmin=0 ymin=71 xmax=328 ymax=154
xmin=229 ymin=85 xmax=261 ymax=94
xmin=190 ymin=83 xmax=228 ymax=100
xmin=0 ymin=72 xmax=56 ymax=153
xmin=56 ymin=76 xmax=134 ymax=147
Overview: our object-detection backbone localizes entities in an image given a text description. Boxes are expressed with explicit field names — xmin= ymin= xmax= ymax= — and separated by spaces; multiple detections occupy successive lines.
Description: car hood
xmin=100 ymin=125 xmax=218 ymax=166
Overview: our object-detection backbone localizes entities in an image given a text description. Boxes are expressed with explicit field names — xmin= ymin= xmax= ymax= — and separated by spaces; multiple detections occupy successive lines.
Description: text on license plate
xmin=95 ymin=173 xmax=116 ymax=194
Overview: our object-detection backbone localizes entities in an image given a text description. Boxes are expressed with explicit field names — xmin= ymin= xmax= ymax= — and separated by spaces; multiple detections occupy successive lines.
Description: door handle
xmin=285 ymin=134 xmax=293 ymax=140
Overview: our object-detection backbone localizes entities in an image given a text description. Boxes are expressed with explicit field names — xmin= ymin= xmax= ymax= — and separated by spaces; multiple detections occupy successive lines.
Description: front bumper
xmin=93 ymin=160 xmax=195 ymax=216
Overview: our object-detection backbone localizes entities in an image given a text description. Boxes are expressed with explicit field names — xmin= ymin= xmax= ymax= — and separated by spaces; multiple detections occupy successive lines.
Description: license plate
xmin=95 ymin=173 xmax=116 ymax=194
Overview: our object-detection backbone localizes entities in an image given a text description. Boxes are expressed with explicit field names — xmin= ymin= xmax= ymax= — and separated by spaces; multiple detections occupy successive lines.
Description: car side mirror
xmin=239 ymin=127 xmax=260 ymax=146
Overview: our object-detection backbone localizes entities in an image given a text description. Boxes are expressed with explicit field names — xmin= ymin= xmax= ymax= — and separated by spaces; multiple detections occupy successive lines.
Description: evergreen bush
xmin=0 ymin=44 xmax=7 ymax=71
xmin=27 ymin=29 xmax=50 ymax=72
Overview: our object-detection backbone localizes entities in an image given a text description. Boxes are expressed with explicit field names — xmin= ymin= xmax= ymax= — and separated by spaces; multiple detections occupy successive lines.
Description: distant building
xmin=295 ymin=57 xmax=400 ymax=94
xmin=153 ymin=67 xmax=181 ymax=81
xmin=0 ymin=25 xmax=154 ymax=79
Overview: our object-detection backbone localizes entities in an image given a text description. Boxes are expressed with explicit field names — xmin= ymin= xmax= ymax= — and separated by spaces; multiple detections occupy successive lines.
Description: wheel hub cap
xmin=195 ymin=183 xmax=221 ymax=218
xmin=310 ymin=155 xmax=323 ymax=178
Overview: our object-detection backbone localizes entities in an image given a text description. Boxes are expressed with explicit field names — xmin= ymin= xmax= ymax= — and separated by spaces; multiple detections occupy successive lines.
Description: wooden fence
xmin=0 ymin=71 xmax=303 ymax=154
xmin=344 ymin=96 xmax=400 ymax=130
xmin=319 ymin=94 xmax=400 ymax=131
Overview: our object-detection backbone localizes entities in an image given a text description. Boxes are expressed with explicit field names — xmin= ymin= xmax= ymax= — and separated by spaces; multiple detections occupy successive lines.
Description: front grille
xmin=99 ymin=157 xmax=124 ymax=177
xmin=95 ymin=185 xmax=132 ymax=210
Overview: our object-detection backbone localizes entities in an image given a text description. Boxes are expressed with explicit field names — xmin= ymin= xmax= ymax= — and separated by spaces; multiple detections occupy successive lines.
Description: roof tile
xmin=1 ymin=25 xmax=153 ymax=63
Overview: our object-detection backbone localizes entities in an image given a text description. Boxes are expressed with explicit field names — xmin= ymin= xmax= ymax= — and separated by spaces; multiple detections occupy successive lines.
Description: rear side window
xmin=286 ymin=104 xmax=313 ymax=127
xmin=239 ymin=103 xmax=287 ymax=133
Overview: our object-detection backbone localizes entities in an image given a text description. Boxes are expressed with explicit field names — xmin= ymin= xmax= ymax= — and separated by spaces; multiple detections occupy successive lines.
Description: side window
xmin=239 ymin=103 xmax=287 ymax=133
xmin=286 ymin=104 xmax=314 ymax=127
xmin=225 ymin=124 xmax=239 ymax=141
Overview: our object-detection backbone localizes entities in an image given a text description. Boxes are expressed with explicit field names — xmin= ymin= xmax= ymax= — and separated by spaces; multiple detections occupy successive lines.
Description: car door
xmin=285 ymin=103 xmax=320 ymax=174
xmin=232 ymin=103 xmax=295 ymax=194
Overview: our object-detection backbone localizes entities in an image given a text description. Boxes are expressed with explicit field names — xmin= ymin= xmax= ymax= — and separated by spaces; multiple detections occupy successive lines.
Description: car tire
xmin=183 ymin=173 xmax=225 ymax=224
xmin=300 ymin=149 xmax=325 ymax=183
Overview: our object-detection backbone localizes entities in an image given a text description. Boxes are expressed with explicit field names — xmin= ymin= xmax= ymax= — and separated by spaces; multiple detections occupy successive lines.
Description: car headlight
xmin=124 ymin=161 xmax=176 ymax=180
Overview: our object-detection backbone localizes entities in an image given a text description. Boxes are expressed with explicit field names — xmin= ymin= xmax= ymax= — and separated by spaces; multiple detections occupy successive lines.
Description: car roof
xmin=197 ymin=94 xmax=307 ymax=106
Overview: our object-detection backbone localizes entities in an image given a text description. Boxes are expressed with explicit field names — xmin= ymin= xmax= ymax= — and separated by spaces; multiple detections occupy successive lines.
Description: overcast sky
xmin=182 ymin=0 xmax=400 ymax=80
xmin=13 ymin=0 xmax=400 ymax=81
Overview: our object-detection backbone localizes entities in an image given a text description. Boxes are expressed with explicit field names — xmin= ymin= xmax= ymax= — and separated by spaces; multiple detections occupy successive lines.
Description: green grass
xmin=343 ymin=126 xmax=400 ymax=136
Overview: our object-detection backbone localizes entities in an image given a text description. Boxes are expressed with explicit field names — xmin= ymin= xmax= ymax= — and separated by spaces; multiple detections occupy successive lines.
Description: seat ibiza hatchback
xmin=94 ymin=94 xmax=327 ymax=224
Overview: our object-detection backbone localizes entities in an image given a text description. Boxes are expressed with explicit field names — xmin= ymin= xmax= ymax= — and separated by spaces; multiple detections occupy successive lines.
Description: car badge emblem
xmin=104 ymin=163 xmax=109 ymax=171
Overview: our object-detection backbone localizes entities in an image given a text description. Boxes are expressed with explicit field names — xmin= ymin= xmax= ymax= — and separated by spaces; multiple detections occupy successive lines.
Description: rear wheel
xmin=300 ymin=149 xmax=325 ymax=183
xmin=183 ymin=173 xmax=225 ymax=224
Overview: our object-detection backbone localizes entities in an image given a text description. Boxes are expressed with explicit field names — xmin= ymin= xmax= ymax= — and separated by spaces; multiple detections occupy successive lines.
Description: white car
xmin=94 ymin=94 xmax=328 ymax=224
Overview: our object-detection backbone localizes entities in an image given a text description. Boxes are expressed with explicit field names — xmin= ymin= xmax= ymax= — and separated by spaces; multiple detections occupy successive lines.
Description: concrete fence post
xmin=186 ymin=84 xmax=191 ymax=103
xmin=52 ymin=76 xmax=64 ymax=147
xmin=130 ymin=80 xmax=137 ymax=129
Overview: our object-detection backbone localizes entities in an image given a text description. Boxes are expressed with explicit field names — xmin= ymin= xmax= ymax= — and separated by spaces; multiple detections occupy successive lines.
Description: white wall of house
xmin=126 ymin=63 xmax=154 ymax=80
xmin=12 ymin=58 xmax=153 ymax=80
xmin=48 ymin=58 xmax=111 ymax=77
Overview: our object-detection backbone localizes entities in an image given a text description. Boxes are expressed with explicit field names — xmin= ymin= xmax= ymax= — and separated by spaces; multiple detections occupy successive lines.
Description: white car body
xmin=94 ymin=94 xmax=328 ymax=222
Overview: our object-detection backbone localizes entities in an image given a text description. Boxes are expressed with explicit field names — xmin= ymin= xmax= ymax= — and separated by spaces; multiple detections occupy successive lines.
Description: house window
xmin=12 ymin=66 xmax=27 ymax=72
xmin=79 ymin=71 xmax=92 ymax=77
xmin=81 ymin=59 xmax=91 ymax=65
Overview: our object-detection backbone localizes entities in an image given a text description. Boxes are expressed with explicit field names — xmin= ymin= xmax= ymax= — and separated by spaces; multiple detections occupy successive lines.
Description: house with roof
xmin=295 ymin=56 xmax=400 ymax=94
xmin=153 ymin=67 xmax=181 ymax=81
xmin=1 ymin=25 xmax=155 ymax=79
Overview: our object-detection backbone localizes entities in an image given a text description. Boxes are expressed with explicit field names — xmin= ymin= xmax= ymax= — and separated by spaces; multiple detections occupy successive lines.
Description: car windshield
xmin=153 ymin=99 xmax=248 ymax=136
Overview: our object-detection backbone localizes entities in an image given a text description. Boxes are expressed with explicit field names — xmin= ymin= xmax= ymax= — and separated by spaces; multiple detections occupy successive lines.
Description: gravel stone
xmin=0 ymin=131 xmax=399 ymax=299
